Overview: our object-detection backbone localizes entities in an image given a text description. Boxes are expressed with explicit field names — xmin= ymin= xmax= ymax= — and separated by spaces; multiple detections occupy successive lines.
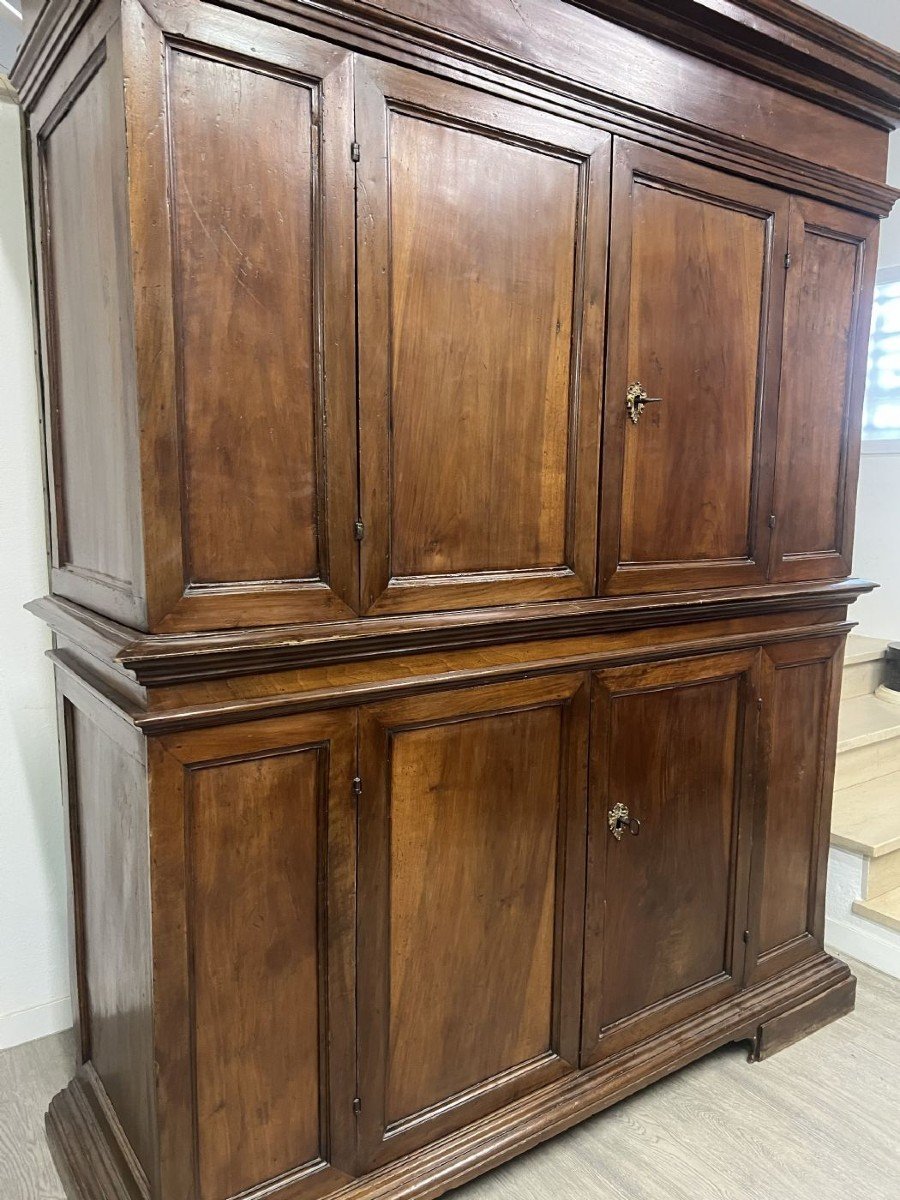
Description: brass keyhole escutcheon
xmin=608 ymin=802 xmax=642 ymax=841
xmin=626 ymin=381 xmax=663 ymax=425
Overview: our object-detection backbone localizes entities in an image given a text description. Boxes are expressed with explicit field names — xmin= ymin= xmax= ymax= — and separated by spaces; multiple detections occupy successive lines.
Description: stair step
xmin=852 ymin=884 xmax=900 ymax=935
xmin=842 ymin=638 xmax=887 ymax=698
xmin=834 ymin=694 xmax=900 ymax=790
xmin=837 ymin=692 xmax=900 ymax=751
xmin=831 ymin=771 xmax=900 ymax=858
xmin=843 ymin=635 xmax=889 ymax=667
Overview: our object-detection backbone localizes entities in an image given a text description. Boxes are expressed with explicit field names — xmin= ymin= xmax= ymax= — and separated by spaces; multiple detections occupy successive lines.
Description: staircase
xmin=826 ymin=636 xmax=900 ymax=978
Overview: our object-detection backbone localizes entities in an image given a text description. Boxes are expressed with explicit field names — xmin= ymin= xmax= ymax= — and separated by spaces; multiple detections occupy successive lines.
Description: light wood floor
xmin=1 ymin=957 xmax=898 ymax=1200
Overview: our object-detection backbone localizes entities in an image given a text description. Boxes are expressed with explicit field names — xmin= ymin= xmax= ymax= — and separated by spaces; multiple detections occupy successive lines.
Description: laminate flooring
xmin=1 ymin=957 xmax=897 ymax=1200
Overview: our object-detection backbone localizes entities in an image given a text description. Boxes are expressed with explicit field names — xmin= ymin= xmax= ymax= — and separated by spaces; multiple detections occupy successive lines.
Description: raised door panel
xmin=770 ymin=201 xmax=878 ymax=582
xmin=599 ymin=141 xmax=788 ymax=595
xmin=357 ymin=677 xmax=588 ymax=1167
xmin=34 ymin=35 xmax=145 ymax=626
xmin=122 ymin=0 xmax=358 ymax=630
xmin=148 ymin=711 xmax=357 ymax=1200
xmin=356 ymin=58 xmax=609 ymax=614
xmin=745 ymin=637 xmax=843 ymax=984
xmin=582 ymin=651 xmax=758 ymax=1066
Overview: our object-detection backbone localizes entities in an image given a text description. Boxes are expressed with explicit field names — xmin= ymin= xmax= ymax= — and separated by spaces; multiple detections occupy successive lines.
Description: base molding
xmin=46 ymin=954 xmax=854 ymax=1200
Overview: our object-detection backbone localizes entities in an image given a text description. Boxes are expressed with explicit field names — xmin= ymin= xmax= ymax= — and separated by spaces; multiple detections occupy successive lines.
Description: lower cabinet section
xmin=54 ymin=633 xmax=847 ymax=1200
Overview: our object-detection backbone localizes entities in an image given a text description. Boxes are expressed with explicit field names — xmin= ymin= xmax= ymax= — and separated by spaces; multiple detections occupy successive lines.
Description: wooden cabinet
xmin=16 ymin=1 xmax=898 ymax=1199
xmin=582 ymin=651 xmax=758 ymax=1064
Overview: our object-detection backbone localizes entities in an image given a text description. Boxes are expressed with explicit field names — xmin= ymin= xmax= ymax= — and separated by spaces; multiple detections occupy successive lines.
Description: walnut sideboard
xmin=11 ymin=1 xmax=900 ymax=1198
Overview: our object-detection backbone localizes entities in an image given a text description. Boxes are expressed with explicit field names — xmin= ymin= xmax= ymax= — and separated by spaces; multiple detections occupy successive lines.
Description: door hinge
xmin=784 ymin=251 xmax=792 ymax=269
xmin=352 ymin=1097 xmax=361 ymax=1115
xmin=354 ymin=519 xmax=365 ymax=541
xmin=743 ymin=929 xmax=751 ymax=944
xmin=768 ymin=513 xmax=777 ymax=530
xmin=351 ymin=141 xmax=360 ymax=162
xmin=352 ymin=776 xmax=362 ymax=798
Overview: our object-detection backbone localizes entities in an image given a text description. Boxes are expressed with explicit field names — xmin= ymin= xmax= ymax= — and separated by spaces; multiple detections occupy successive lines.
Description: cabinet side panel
xmin=38 ymin=42 xmax=145 ymax=619
xmin=758 ymin=661 xmax=829 ymax=953
xmin=67 ymin=700 xmax=155 ymax=1190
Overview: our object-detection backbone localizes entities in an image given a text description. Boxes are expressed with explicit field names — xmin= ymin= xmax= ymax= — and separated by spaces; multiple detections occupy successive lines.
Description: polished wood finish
xmin=771 ymin=200 xmax=879 ymax=581
xmin=14 ymin=1 xmax=900 ymax=1199
xmin=356 ymin=58 xmax=608 ymax=614
xmin=357 ymin=677 xmax=587 ymax=1167
xmin=600 ymin=141 xmax=788 ymax=594
xmin=583 ymin=652 xmax=757 ymax=1063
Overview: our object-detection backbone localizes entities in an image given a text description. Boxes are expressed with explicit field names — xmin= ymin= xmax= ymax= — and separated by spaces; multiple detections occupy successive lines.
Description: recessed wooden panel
xmin=189 ymin=750 xmax=323 ymax=1200
xmin=757 ymin=662 xmax=827 ymax=952
xmin=388 ymin=113 xmax=576 ymax=576
xmin=67 ymin=702 xmax=155 ymax=1189
xmin=622 ymin=187 xmax=763 ymax=562
xmin=169 ymin=51 xmax=320 ymax=586
xmin=358 ymin=677 xmax=588 ymax=1167
xmin=746 ymin=638 xmax=842 ymax=983
xmin=583 ymin=652 xmax=757 ymax=1064
xmin=600 ymin=143 xmax=788 ymax=595
xmin=386 ymin=708 xmax=559 ymax=1121
xmin=357 ymin=59 xmax=608 ymax=613
xmin=39 ymin=46 xmax=143 ymax=620
xmin=771 ymin=200 xmax=877 ymax=582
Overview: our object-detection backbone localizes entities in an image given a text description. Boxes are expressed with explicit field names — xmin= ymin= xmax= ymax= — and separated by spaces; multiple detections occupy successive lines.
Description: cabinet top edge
xmin=575 ymin=0 xmax=900 ymax=127
xmin=27 ymin=579 xmax=875 ymax=686
xmin=9 ymin=0 xmax=900 ymax=129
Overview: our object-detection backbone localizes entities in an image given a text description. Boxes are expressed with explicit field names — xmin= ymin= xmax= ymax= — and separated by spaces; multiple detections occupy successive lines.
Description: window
xmin=864 ymin=267 xmax=900 ymax=445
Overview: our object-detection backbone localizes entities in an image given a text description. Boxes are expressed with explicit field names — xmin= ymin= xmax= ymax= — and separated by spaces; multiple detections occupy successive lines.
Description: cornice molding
xmin=10 ymin=0 xmax=900 ymax=214
xmin=574 ymin=1 xmax=900 ymax=130
xmin=27 ymin=578 xmax=874 ymax=687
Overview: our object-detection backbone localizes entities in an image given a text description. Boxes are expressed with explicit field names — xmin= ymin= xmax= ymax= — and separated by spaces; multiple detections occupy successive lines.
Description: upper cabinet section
xmin=599 ymin=143 xmax=788 ymax=595
xmin=355 ymin=60 xmax=609 ymax=615
xmin=17 ymin=0 xmax=900 ymax=634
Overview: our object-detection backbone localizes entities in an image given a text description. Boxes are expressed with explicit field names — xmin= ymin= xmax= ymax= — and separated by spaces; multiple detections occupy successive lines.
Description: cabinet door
xmin=355 ymin=58 xmax=609 ymax=615
xmin=582 ymin=651 xmax=758 ymax=1066
xmin=599 ymin=141 xmax=789 ymax=595
xmin=770 ymin=201 xmax=878 ymax=582
xmin=124 ymin=0 xmax=359 ymax=630
xmin=148 ymin=711 xmax=357 ymax=1200
xmin=357 ymin=677 xmax=589 ymax=1167
xmin=745 ymin=637 xmax=843 ymax=984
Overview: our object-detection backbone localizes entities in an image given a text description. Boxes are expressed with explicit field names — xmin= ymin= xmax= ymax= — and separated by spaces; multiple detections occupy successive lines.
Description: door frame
xmin=354 ymin=55 xmax=610 ymax=616
xmin=598 ymin=139 xmax=790 ymax=596
xmin=147 ymin=709 xmax=358 ymax=1200
xmin=355 ymin=675 xmax=589 ymax=1170
xmin=581 ymin=649 xmax=760 ymax=1067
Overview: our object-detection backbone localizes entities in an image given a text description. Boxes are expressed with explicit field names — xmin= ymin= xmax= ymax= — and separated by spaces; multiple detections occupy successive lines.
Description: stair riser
xmin=864 ymin=849 xmax=900 ymax=900
xmin=841 ymin=658 xmax=885 ymax=699
xmin=834 ymin=736 xmax=900 ymax=791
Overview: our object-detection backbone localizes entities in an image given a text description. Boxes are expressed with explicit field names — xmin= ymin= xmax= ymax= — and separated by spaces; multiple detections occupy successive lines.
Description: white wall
xmin=0 ymin=92 xmax=70 ymax=1048
xmin=808 ymin=3 xmax=900 ymax=642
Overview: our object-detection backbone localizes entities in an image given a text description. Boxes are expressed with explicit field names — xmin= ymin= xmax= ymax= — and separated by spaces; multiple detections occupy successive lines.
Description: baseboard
xmin=0 ymin=995 xmax=72 ymax=1050
xmin=826 ymin=917 xmax=900 ymax=979
xmin=47 ymin=953 xmax=853 ymax=1200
